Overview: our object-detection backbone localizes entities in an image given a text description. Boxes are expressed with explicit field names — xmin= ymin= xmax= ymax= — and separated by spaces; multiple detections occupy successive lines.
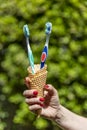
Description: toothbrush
xmin=40 ymin=22 xmax=52 ymax=69
xmin=23 ymin=24 xmax=35 ymax=74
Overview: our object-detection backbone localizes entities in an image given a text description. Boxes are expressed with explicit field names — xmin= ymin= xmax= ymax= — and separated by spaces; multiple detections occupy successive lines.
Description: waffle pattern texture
xmin=27 ymin=64 xmax=47 ymax=97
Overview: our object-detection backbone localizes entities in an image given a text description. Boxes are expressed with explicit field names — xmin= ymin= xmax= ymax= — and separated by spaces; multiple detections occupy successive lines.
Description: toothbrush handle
xmin=28 ymin=50 xmax=35 ymax=74
xmin=26 ymin=38 xmax=35 ymax=74
xmin=40 ymin=45 xmax=48 ymax=69
xmin=40 ymin=35 xmax=50 ymax=69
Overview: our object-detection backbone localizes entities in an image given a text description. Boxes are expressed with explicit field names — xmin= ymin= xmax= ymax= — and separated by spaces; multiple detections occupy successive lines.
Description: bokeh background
xmin=0 ymin=0 xmax=87 ymax=130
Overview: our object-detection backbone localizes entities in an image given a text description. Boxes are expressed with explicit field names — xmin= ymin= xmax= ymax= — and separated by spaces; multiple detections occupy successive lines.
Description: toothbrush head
xmin=23 ymin=24 xmax=30 ymax=37
xmin=45 ymin=22 xmax=52 ymax=35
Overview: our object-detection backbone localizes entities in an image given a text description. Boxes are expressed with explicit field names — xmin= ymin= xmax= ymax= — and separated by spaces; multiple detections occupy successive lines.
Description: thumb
xmin=44 ymin=84 xmax=57 ymax=96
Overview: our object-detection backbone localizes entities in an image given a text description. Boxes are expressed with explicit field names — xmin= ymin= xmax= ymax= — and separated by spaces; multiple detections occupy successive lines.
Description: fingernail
xmin=44 ymin=85 xmax=49 ymax=89
xmin=39 ymin=97 xmax=45 ymax=102
xmin=33 ymin=91 xmax=38 ymax=96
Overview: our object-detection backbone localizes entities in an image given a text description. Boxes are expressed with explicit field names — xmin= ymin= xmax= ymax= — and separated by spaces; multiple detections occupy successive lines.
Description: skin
xmin=23 ymin=77 xmax=87 ymax=130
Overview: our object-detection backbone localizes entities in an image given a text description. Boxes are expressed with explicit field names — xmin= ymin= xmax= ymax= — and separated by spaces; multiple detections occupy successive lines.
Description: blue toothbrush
xmin=40 ymin=22 xmax=52 ymax=69
xmin=23 ymin=24 xmax=35 ymax=74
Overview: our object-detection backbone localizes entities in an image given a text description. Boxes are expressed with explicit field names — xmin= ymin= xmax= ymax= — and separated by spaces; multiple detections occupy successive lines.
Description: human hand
xmin=23 ymin=77 xmax=60 ymax=120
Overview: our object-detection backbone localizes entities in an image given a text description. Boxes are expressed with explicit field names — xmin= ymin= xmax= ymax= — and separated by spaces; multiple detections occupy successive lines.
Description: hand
xmin=23 ymin=77 xmax=60 ymax=120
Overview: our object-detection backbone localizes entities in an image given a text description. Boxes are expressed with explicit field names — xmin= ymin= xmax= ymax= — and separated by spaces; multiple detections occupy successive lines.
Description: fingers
xmin=25 ymin=97 xmax=45 ymax=105
xmin=23 ymin=89 xmax=45 ymax=112
xmin=23 ymin=89 xmax=38 ymax=97
xmin=44 ymin=84 xmax=57 ymax=96
xmin=23 ymin=84 xmax=58 ymax=113
xmin=29 ymin=104 xmax=42 ymax=111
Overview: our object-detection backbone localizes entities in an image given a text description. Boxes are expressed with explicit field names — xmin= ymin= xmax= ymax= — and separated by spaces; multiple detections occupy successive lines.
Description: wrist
xmin=50 ymin=105 xmax=62 ymax=121
xmin=53 ymin=105 xmax=65 ymax=125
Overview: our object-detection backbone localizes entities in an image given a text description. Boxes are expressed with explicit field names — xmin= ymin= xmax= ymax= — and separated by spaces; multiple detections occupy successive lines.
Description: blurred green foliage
xmin=0 ymin=0 xmax=87 ymax=130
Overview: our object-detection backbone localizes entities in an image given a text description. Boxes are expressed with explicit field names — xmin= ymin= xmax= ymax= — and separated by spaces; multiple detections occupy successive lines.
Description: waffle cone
xmin=27 ymin=64 xmax=47 ymax=117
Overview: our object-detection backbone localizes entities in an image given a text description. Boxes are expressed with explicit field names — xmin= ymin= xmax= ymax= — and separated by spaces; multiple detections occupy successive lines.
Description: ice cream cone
xmin=27 ymin=64 xmax=47 ymax=117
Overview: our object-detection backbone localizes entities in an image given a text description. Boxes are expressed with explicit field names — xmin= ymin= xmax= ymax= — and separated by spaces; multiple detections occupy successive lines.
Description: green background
xmin=0 ymin=0 xmax=87 ymax=130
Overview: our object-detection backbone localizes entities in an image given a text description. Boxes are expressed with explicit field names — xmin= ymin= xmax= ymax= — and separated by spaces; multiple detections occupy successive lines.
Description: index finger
xmin=24 ymin=77 xmax=30 ymax=88
xmin=23 ymin=89 xmax=38 ymax=97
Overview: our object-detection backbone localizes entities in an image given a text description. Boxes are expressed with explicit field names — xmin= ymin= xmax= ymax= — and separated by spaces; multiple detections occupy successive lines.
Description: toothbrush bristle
xmin=23 ymin=24 xmax=30 ymax=37
xmin=45 ymin=22 xmax=52 ymax=34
